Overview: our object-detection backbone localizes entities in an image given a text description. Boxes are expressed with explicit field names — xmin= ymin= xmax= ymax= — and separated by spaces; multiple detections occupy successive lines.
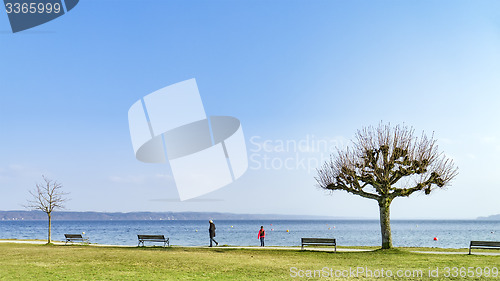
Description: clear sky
xmin=1 ymin=0 xmax=499 ymax=219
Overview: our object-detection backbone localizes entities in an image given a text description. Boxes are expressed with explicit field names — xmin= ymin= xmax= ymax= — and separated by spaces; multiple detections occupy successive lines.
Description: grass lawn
xmin=0 ymin=243 xmax=498 ymax=280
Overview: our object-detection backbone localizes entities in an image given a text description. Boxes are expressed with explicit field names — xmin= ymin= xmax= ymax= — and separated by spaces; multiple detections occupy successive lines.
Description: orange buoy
xmin=433 ymin=237 xmax=438 ymax=241
xmin=286 ymin=229 xmax=289 ymax=233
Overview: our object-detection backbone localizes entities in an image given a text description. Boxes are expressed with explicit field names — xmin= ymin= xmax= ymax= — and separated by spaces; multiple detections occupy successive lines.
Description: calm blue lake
xmin=0 ymin=220 xmax=498 ymax=248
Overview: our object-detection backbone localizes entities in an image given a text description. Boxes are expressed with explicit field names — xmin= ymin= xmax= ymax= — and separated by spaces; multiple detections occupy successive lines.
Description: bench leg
xmin=335 ymin=245 xmax=337 ymax=253
xmin=301 ymin=245 xmax=304 ymax=250
xmin=469 ymin=247 xmax=471 ymax=255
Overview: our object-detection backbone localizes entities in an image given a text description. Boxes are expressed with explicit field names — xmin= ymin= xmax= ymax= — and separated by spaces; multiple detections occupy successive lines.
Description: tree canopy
xmin=316 ymin=123 xmax=458 ymax=248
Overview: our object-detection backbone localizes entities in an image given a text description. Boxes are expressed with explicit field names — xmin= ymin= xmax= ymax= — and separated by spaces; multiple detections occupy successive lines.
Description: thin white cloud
xmin=466 ymin=153 xmax=476 ymax=159
xmin=155 ymin=174 xmax=173 ymax=180
xmin=0 ymin=164 xmax=46 ymax=182
xmin=8 ymin=164 xmax=24 ymax=171
xmin=480 ymin=136 xmax=497 ymax=144
xmin=109 ymin=173 xmax=174 ymax=184
xmin=108 ymin=175 xmax=146 ymax=184
xmin=439 ymin=137 xmax=453 ymax=144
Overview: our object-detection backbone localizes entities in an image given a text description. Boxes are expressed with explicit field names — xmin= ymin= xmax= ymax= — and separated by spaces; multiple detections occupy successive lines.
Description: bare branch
xmin=315 ymin=123 xmax=458 ymax=202
xmin=315 ymin=122 xmax=458 ymax=249
xmin=25 ymin=175 xmax=68 ymax=214
xmin=25 ymin=175 xmax=69 ymax=244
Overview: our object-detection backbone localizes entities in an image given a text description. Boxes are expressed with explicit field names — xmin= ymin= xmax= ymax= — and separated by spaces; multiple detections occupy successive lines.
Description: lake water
xmin=0 ymin=220 xmax=499 ymax=248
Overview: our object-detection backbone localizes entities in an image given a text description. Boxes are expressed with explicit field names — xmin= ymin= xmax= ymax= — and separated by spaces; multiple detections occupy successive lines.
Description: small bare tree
xmin=316 ymin=123 xmax=458 ymax=249
xmin=26 ymin=176 xmax=68 ymax=244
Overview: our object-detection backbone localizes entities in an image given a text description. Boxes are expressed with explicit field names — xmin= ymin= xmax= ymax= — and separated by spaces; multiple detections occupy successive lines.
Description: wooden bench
xmin=64 ymin=234 xmax=89 ymax=245
xmin=301 ymin=238 xmax=336 ymax=252
xmin=469 ymin=241 xmax=500 ymax=254
xmin=137 ymin=235 xmax=170 ymax=247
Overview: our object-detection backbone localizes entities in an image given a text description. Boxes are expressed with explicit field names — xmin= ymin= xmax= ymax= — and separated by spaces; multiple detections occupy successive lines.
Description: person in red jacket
xmin=258 ymin=226 xmax=265 ymax=247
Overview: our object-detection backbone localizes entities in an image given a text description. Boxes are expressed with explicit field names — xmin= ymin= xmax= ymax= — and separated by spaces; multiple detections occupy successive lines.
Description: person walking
xmin=258 ymin=226 xmax=265 ymax=247
xmin=209 ymin=220 xmax=218 ymax=247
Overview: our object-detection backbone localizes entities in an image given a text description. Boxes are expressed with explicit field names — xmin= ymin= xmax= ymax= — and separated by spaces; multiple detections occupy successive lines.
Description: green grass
xmin=0 ymin=243 xmax=498 ymax=280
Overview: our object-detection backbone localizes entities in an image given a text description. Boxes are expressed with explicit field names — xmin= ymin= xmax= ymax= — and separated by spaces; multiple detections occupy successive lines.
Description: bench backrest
xmin=138 ymin=235 xmax=165 ymax=240
xmin=470 ymin=241 xmax=500 ymax=247
xmin=302 ymin=238 xmax=336 ymax=244
xmin=65 ymin=234 xmax=83 ymax=239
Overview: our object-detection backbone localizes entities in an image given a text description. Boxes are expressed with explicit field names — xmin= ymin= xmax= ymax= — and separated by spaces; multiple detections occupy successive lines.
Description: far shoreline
xmin=1 ymin=210 xmax=498 ymax=221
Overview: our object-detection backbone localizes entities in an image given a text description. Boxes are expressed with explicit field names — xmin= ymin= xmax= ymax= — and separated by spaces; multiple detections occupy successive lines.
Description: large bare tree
xmin=316 ymin=123 xmax=458 ymax=249
xmin=26 ymin=176 xmax=68 ymax=244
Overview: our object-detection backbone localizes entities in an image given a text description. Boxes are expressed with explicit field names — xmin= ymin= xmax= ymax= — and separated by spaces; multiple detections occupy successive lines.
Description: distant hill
xmin=0 ymin=210 xmax=341 ymax=221
xmin=477 ymin=214 xmax=500 ymax=220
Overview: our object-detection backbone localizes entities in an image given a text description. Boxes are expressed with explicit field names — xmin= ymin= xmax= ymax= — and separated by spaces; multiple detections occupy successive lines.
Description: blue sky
xmin=1 ymin=0 xmax=500 ymax=218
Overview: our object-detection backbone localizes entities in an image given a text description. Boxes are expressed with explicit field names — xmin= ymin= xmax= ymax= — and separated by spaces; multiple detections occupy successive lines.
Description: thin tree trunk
xmin=378 ymin=198 xmax=392 ymax=249
xmin=48 ymin=213 xmax=51 ymax=244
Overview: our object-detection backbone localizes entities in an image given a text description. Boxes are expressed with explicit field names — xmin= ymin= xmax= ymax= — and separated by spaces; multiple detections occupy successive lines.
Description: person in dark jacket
xmin=209 ymin=220 xmax=218 ymax=247
xmin=258 ymin=226 xmax=265 ymax=247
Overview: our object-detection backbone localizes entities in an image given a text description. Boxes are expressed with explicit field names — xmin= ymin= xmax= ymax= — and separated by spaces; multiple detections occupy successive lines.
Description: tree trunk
xmin=378 ymin=198 xmax=392 ymax=249
xmin=47 ymin=213 xmax=52 ymax=244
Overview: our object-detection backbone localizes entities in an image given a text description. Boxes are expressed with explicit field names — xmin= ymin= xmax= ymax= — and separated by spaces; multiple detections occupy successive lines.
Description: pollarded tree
xmin=315 ymin=123 xmax=458 ymax=249
xmin=26 ymin=176 xmax=68 ymax=244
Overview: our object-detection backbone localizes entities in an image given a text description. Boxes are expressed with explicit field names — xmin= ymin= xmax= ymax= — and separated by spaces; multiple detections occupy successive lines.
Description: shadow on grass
xmin=371 ymin=248 xmax=405 ymax=254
